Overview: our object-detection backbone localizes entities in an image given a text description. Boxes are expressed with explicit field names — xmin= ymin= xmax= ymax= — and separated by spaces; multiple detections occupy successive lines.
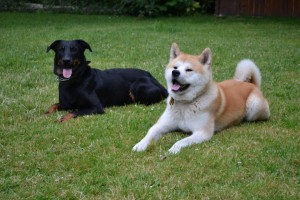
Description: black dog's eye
xmin=70 ymin=46 xmax=77 ymax=52
xmin=59 ymin=46 xmax=65 ymax=51
xmin=186 ymin=69 xmax=193 ymax=72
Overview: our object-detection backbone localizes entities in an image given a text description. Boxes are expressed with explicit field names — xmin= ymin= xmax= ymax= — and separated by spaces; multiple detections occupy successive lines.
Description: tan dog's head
xmin=165 ymin=43 xmax=212 ymax=101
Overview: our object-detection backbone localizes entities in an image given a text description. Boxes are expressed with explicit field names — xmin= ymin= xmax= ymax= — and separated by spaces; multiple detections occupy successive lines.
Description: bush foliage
xmin=1 ymin=0 xmax=215 ymax=16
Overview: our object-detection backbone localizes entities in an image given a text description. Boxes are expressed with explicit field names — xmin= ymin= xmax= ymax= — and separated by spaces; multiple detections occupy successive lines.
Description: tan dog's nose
xmin=172 ymin=70 xmax=180 ymax=77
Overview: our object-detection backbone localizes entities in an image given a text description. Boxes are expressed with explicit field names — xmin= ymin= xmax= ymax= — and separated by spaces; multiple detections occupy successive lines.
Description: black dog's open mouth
xmin=62 ymin=68 xmax=73 ymax=78
xmin=56 ymin=60 xmax=73 ymax=78
xmin=56 ymin=67 xmax=73 ymax=79
xmin=171 ymin=79 xmax=190 ymax=92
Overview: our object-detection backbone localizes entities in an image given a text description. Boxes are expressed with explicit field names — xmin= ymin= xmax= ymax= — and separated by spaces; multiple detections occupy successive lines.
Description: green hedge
xmin=1 ymin=0 xmax=215 ymax=16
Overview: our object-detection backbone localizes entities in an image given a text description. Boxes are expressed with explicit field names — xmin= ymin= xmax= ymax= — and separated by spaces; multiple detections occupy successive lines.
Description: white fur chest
xmin=165 ymin=96 xmax=212 ymax=132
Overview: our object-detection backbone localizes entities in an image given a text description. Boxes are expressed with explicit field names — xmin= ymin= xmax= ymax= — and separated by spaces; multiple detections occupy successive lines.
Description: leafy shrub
xmin=2 ymin=0 xmax=215 ymax=16
xmin=116 ymin=0 xmax=201 ymax=16
xmin=0 ymin=0 xmax=20 ymax=11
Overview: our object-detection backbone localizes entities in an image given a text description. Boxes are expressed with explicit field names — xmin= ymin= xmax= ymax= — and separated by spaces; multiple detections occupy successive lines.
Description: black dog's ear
xmin=76 ymin=40 xmax=93 ymax=52
xmin=47 ymin=40 xmax=61 ymax=53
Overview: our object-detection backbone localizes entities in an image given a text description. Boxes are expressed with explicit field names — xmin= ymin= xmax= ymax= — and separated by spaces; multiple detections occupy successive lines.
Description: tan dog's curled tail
xmin=234 ymin=59 xmax=262 ymax=89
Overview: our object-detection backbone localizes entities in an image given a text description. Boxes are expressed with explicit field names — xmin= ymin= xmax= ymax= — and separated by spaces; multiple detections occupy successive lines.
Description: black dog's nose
xmin=172 ymin=70 xmax=180 ymax=77
xmin=63 ymin=59 xmax=71 ymax=64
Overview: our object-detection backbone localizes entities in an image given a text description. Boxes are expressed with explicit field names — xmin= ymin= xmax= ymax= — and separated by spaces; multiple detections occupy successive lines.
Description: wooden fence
xmin=215 ymin=0 xmax=300 ymax=17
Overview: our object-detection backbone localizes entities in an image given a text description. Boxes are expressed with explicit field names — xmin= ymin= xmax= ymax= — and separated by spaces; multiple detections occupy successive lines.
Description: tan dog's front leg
xmin=168 ymin=129 xmax=214 ymax=154
xmin=132 ymin=123 xmax=170 ymax=152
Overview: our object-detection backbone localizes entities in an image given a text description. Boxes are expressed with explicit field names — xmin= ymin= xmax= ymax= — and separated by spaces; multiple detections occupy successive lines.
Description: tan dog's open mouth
xmin=171 ymin=79 xmax=190 ymax=92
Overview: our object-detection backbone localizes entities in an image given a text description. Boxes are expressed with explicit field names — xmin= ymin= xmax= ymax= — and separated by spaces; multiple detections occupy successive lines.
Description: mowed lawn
xmin=0 ymin=12 xmax=299 ymax=199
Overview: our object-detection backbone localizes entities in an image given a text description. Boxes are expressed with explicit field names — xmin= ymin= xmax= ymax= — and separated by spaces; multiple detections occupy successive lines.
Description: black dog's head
xmin=47 ymin=40 xmax=92 ymax=79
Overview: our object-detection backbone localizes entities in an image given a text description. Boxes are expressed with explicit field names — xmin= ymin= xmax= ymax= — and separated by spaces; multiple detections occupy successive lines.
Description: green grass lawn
xmin=0 ymin=12 xmax=299 ymax=199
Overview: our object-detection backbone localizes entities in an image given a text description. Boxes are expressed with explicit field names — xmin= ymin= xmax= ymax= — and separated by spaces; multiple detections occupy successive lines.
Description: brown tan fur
xmin=214 ymin=80 xmax=255 ymax=130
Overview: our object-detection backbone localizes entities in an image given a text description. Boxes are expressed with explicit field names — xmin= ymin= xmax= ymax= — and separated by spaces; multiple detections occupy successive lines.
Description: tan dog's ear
xmin=199 ymin=48 xmax=212 ymax=67
xmin=170 ymin=43 xmax=180 ymax=62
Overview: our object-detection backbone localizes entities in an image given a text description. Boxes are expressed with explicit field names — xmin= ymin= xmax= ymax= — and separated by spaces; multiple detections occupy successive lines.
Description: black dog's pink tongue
xmin=63 ymin=69 xmax=72 ymax=78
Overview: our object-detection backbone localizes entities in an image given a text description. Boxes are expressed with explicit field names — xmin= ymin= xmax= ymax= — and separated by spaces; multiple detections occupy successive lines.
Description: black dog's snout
xmin=63 ymin=59 xmax=71 ymax=63
xmin=62 ymin=57 xmax=71 ymax=65
xmin=172 ymin=70 xmax=180 ymax=77
xmin=62 ymin=52 xmax=71 ymax=64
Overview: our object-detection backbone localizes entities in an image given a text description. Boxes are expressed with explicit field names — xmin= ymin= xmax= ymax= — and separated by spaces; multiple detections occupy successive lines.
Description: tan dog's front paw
xmin=132 ymin=139 xmax=150 ymax=152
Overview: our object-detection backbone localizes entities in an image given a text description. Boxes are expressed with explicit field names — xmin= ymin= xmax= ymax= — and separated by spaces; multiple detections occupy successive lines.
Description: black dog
xmin=45 ymin=40 xmax=168 ymax=122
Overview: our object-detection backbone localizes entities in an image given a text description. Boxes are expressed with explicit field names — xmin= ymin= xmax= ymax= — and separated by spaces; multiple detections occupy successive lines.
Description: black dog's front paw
xmin=45 ymin=103 xmax=60 ymax=115
xmin=58 ymin=113 xmax=76 ymax=123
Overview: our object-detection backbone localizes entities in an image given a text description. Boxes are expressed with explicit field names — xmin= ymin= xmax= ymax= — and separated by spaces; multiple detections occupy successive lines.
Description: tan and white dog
xmin=133 ymin=43 xmax=270 ymax=154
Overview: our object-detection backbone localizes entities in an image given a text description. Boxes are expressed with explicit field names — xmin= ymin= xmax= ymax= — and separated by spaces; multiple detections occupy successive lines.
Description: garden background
xmin=0 ymin=1 xmax=299 ymax=199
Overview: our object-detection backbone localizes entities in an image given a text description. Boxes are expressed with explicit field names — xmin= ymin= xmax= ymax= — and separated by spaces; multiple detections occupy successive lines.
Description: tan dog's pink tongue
xmin=63 ymin=69 xmax=72 ymax=78
xmin=172 ymin=83 xmax=181 ymax=91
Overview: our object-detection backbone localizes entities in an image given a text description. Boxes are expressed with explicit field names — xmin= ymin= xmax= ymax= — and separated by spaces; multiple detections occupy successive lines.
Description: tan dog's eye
xmin=174 ymin=66 xmax=178 ymax=69
xmin=186 ymin=69 xmax=193 ymax=72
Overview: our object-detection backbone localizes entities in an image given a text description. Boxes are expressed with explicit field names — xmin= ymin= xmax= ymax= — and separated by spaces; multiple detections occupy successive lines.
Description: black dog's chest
xmin=58 ymin=81 xmax=93 ymax=109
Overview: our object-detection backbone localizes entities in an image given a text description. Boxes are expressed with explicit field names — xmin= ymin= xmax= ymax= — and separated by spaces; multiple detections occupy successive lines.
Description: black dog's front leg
xmin=45 ymin=103 xmax=75 ymax=122
xmin=45 ymin=103 xmax=74 ymax=122
xmin=45 ymin=103 xmax=61 ymax=115
xmin=60 ymin=106 xmax=104 ymax=123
